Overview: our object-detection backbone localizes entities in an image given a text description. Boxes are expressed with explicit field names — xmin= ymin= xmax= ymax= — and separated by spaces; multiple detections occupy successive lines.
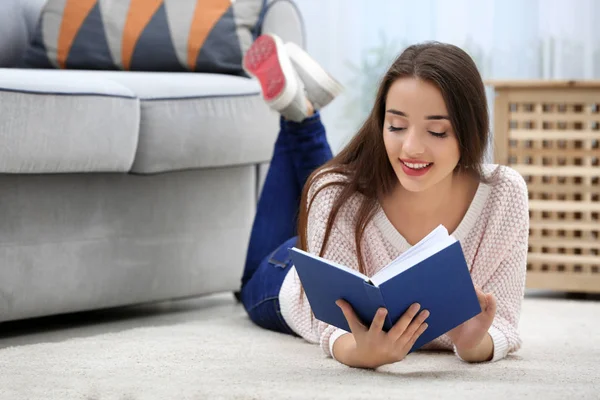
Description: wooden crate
xmin=486 ymin=80 xmax=600 ymax=293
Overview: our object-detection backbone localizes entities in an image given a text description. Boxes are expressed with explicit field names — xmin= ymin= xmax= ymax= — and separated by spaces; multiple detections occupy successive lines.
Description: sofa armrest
xmin=260 ymin=0 xmax=305 ymax=48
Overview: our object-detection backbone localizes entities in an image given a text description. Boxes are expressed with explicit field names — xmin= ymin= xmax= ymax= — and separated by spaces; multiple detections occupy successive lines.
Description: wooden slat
xmin=509 ymin=112 xmax=599 ymax=123
xmin=525 ymin=271 xmax=600 ymax=293
xmin=510 ymin=148 xmax=600 ymax=158
xmin=528 ymin=238 xmax=600 ymax=250
xmin=485 ymin=80 xmax=600 ymax=89
xmin=529 ymin=221 xmax=600 ymax=231
xmin=528 ymin=200 xmax=600 ymax=212
xmin=506 ymin=91 xmax=600 ymax=104
xmin=509 ymin=130 xmax=600 ymax=140
xmin=512 ymin=165 xmax=599 ymax=177
xmin=528 ymin=253 xmax=600 ymax=265
xmin=526 ymin=184 xmax=600 ymax=195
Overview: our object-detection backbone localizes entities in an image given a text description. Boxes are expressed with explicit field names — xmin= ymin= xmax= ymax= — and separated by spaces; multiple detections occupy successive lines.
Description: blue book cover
xmin=288 ymin=225 xmax=481 ymax=353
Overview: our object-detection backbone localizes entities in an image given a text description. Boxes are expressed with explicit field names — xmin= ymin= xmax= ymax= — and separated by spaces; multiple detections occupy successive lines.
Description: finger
xmin=402 ymin=321 xmax=429 ymax=354
xmin=369 ymin=308 xmax=388 ymax=333
xmin=486 ymin=293 xmax=497 ymax=316
xmin=388 ymin=303 xmax=421 ymax=341
xmin=396 ymin=309 xmax=430 ymax=345
xmin=336 ymin=300 xmax=367 ymax=334
xmin=475 ymin=288 xmax=487 ymax=312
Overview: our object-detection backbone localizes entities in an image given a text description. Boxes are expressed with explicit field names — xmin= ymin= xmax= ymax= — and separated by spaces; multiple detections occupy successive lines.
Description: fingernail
xmin=379 ymin=308 xmax=387 ymax=316
xmin=422 ymin=310 xmax=430 ymax=319
xmin=413 ymin=303 xmax=421 ymax=311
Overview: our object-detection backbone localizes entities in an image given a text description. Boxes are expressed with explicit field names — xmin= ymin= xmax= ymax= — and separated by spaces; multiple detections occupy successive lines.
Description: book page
xmin=384 ymin=225 xmax=448 ymax=266
xmin=289 ymin=247 xmax=369 ymax=281
xmin=370 ymin=225 xmax=456 ymax=286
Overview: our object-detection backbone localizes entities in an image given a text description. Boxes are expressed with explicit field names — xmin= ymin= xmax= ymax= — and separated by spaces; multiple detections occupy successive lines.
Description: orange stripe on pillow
xmin=57 ymin=0 xmax=98 ymax=69
xmin=187 ymin=0 xmax=231 ymax=71
xmin=122 ymin=0 xmax=164 ymax=70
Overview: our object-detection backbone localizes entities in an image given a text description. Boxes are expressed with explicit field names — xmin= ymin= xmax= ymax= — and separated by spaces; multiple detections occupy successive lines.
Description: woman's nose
xmin=402 ymin=128 xmax=425 ymax=156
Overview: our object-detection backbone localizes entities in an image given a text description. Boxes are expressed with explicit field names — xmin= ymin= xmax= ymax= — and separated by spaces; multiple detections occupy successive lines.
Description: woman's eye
xmin=388 ymin=125 xmax=405 ymax=132
xmin=387 ymin=126 xmax=447 ymax=138
xmin=428 ymin=131 xmax=448 ymax=138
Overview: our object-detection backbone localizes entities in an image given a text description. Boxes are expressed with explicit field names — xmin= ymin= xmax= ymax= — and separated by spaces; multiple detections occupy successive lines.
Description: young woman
xmin=238 ymin=34 xmax=529 ymax=369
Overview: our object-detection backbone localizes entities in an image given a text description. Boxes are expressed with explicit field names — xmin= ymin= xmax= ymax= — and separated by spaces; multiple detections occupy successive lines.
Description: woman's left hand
xmin=447 ymin=287 xmax=496 ymax=351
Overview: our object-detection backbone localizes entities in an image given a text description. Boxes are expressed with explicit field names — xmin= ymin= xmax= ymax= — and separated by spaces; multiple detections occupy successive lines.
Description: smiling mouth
xmin=400 ymin=160 xmax=433 ymax=170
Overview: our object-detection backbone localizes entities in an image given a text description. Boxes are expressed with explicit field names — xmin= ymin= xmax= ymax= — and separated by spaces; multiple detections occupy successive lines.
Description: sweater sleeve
xmin=484 ymin=229 xmax=528 ymax=361
xmin=282 ymin=173 xmax=361 ymax=359
xmin=482 ymin=171 xmax=530 ymax=362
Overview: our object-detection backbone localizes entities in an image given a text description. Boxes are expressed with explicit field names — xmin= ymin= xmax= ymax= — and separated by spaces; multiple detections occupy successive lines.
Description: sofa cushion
xmin=22 ymin=0 xmax=266 ymax=76
xmin=0 ymin=68 xmax=140 ymax=174
xmin=45 ymin=69 xmax=280 ymax=174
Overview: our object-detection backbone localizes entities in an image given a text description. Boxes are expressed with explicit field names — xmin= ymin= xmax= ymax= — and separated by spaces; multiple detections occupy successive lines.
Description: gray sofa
xmin=0 ymin=0 xmax=305 ymax=323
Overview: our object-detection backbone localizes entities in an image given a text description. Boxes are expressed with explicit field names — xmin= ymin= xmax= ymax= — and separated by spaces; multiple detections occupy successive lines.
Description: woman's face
xmin=382 ymin=77 xmax=461 ymax=193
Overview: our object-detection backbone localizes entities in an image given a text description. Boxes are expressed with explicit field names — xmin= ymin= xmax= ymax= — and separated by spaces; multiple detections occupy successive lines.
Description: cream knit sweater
xmin=279 ymin=164 xmax=530 ymax=363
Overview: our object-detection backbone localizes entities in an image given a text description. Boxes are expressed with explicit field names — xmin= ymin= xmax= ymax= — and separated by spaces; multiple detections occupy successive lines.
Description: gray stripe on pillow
xmin=232 ymin=0 xmax=264 ymax=55
xmin=129 ymin=3 xmax=185 ymax=72
xmin=163 ymin=0 xmax=197 ymax=69
xmin=98 ymin=0 xmax=131 ymax=69
xmin=41 ymin=0 xmax=67 ymax=68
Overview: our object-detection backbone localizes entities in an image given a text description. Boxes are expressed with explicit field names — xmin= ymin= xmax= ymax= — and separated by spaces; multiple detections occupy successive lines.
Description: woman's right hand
xmin=332 ymin=300 xmax=430 ymax=369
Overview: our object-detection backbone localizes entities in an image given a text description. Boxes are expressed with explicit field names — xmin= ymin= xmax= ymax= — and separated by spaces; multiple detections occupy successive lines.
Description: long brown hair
xmin=297 ymin=41 xmax=491 ymax=274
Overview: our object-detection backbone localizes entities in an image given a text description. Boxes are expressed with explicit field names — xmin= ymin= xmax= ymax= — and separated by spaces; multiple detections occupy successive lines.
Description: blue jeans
xmin=240 ymin=112 xmax=333 ymax=335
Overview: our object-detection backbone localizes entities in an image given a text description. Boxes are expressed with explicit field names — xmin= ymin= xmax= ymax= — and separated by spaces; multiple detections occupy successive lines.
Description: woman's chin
xmin=396 ymin=174 xmax=431 ymax=193
xmin=393 ymin=165 xmax=431 ymax=190
xmin=396 ymin=168 xmax=457 ymax=194
xmin=401 ymin=183 xmax=430 ymax=193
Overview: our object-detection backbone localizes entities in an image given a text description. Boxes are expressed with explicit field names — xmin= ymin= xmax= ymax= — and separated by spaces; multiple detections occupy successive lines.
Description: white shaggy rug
xmin=0 ymin=295 xmax=598 ymax=400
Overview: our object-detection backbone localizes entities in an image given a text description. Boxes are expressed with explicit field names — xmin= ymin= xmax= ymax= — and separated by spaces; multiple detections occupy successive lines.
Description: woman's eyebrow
xmin=386 ymin=109 xmax=449 ymax=120
xmin=386 ymin=109 xmax=407 ymax=117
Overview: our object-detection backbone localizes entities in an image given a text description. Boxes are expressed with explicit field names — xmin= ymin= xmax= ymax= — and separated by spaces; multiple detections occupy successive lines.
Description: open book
xmin=288 ymin=225 xmax=481 ymax=352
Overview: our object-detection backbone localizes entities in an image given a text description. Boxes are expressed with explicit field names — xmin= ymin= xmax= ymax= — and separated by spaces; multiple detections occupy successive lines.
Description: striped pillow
xmin=22 ymin=0 xmax=266 ymax=75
